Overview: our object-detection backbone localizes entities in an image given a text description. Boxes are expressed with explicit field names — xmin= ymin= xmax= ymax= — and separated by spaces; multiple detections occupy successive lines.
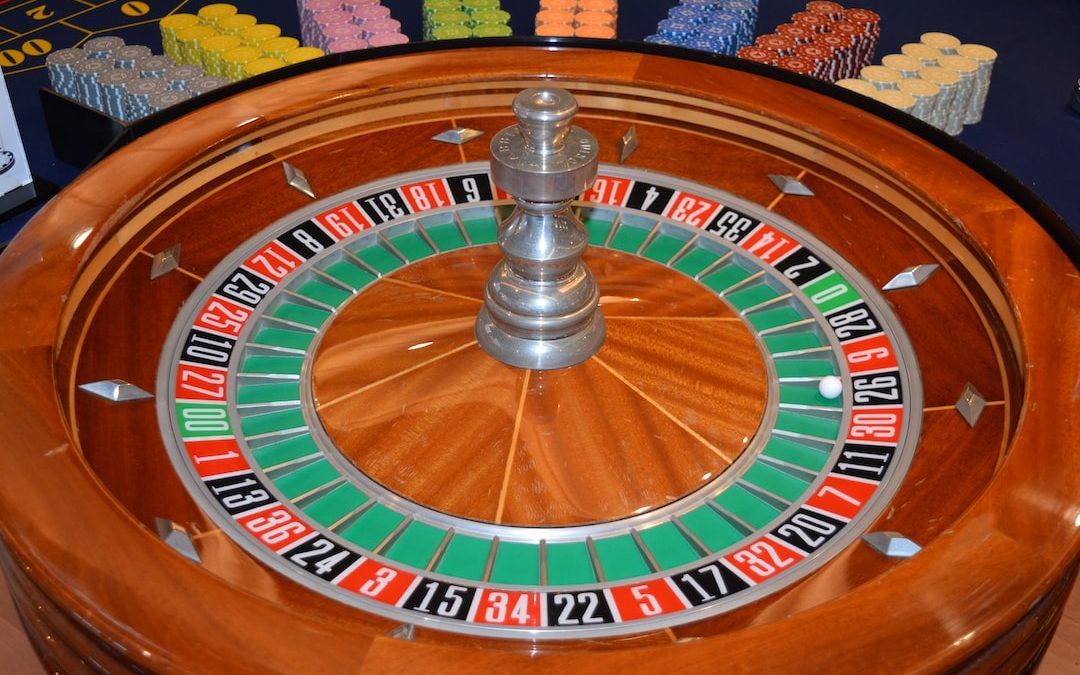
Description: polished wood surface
xmin=0 ymin=44 xmax=1075 ymax=672
xmin=314 ymin=247 xmax=766 ymax=525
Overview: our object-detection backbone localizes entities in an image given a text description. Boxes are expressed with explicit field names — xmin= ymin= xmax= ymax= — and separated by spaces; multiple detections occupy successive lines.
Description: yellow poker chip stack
xmin=283 ymin=47 xmax=326 ymax=65
xmin=199 ymin=34 xmax=243 ymax=77
xmin=261 ymin=37 xmax=302 ymax=59
xmin=220 ymin=45 xmax=263 ymax=82
xmin=174 ymin=24 xmax=219 ymax=66
xmin=196 ymin=3 xmax=238 ymax=27
xmin=243 ymin=57 xmax=287 ymax=78
xmin=160 ymin=13 xmax=200 ymax=63
xmin=218 ymin=14 xmax=258 ymax=36
xmin=241 ymin=24 xmax=283 ymax=48
xmin=159 ymin=4 xmax=306 ymax=83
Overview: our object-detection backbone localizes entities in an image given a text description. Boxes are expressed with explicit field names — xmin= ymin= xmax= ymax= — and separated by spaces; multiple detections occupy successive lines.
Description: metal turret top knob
xmin=490 ymin=88 xmax=599 ymax=203
xmin=475 ymin=87 xmax=606 ymax=370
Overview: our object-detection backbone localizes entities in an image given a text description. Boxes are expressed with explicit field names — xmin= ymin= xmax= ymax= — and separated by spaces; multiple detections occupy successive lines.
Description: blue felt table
xmin=1 ymin=0 xmax=1077 ymax=243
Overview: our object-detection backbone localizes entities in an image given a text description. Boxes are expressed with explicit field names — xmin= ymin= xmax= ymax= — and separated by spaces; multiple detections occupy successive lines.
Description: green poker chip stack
xmin=425 ymin=9 xmax=471 ymax=40
xmin=423 ymin=0 xmax=513 ymax=40
xmin=472 ymin=23 xmax=512 ymax=37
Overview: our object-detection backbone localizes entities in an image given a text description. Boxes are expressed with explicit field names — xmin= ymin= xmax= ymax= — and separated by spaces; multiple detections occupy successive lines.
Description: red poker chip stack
xmin=737 ymin=2 xmax=881 ymax=84
xmin=755 ymin=34 xmax=797 ymax=57
xmin=828 ymin=20 xmax=875 ymax=79
xmin=805 ymin=1 xmax=845 ymax=21
xmin=795 ymin=43 xmax=836 ymax=79
xmin=777 ymin=55 xmax=816 ymax=77
xmin=737 ymin=46 xmax=781 ymax=66
xmin=816 ymin=33 xmax=856 ymax=79
xmin=791 ymin=11 xmax=831 ymax=34
xmin=775 ymin=23 xmax=815 ymax=45
xmin=841 ymin=7 xmax=881 ymax=64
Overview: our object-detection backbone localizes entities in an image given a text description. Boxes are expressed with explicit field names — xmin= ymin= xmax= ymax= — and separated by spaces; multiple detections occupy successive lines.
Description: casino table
xmin=1 ymin=0 xmax=1079 ymax=242
xmin=0 ymin=38 xmax=1078 ymax=673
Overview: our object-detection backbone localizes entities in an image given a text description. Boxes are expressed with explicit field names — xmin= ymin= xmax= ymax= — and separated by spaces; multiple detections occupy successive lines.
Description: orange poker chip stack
xmin=535 ymin=0 xmax=617 ymax=39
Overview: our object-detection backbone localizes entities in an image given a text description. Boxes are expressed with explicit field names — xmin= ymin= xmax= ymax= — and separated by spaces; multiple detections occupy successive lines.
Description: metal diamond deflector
xmin=282 ymin=161 xmax=316 ymax=199
xmin=154 ymin=518 xmax=201 ymax=563
xmin=79 ymin=379 xmax=154 ymax=402
xmin=617 ymin=125 xmax=638 ymax=163
xmin=862 ymin=532 xmax=922 ymax=558
xmin=956 ymin=383 xmax=987 ymax=427
xmin=150 ymin=244 xmax=181 ymax=279
xmin=768 ymin=174 xmax=815 ymax=196
xmin=883 ymin=264 xmax=940 ymax=290
xmin=432 ymin=128 xmax=484 ymax=145
xmin=388 ymin=624 xmax=415 ymax=641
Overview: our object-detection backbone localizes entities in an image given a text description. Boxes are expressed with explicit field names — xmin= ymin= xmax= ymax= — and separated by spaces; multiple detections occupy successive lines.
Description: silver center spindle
xmin=475 ymin=87 xmax=605 ymax=370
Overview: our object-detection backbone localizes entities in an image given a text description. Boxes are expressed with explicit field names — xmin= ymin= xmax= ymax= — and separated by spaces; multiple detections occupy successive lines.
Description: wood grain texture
xmin=314 ymin=248 xmax=765 ymax=525
xmin=0 ymin=44 xmax=1074 ymax=672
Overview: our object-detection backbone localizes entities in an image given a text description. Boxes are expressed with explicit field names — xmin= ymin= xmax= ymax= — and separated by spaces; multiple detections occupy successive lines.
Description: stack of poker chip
xmin=956 ymin=43 xmax=997 ymax=123
xmin=645 ymin=0 xmax=758 ymax=55
xmin=736 ymin=3 xmax=877 ymax=81
xmin=425 ymin=0 xmax=512 ymax=40
xmin=46 ymin=35 xmax=232 ymax=122
xmin=160 ymin=5 xmax=321 ymax=82
xmin=535 ymin=0 xmax=617 ymax=40
xmin=299 ymin=0 xmax=409 ymax=50
xmin=849 ymin=32 xmax=996 ymax=134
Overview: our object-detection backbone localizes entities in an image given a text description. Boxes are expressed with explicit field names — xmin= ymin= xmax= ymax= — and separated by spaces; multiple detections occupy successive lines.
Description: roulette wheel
xmin=0 ymin=40 xmax=1078 ymax=673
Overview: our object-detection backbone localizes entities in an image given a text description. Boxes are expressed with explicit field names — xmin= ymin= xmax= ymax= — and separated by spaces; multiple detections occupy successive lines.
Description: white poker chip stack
xmin=112 ymin=44 xmax=153 ymax=69
xmin=96 ymin=68 xmax=138 ymax=119
xmin=937 ymin=54 xmax=979 ymax=135
xmin=920 ymin=31 xmax=960 ymax=56
xmin=187 ymin=75 xmax=230 ymax=95
xmin=880 ymin=54 xmax=921 ymax=78
xmin=46 ymin=48 xmax=87 ymax=98
xmin=957 ymin=43 xmax=997 ymax=123
xmin=72 ymin=58 xmax=113 ymax=111
xmin=834 ymin=77 xmax=878 ymax=97
xmin=860 ymin=65 xmax=901 ymax=90
xmin=163 ymin=65 xmax=206 ymax=91
xmin=146 ymin=89 xmax=194 ymax=115
xmin=897 ymin=77 xmax=940 ymax=124
xmin=45 ymin=34 xmax=220 ymax=121
xmin=873 ymin=89 xmax=917 ymax=115
xmin=124 ymin=78 xmax=168 ymax=120
xmin=847 ymin=31 xmax=996 ymax=135
xmin=84 ymin=35 xmax=126 ymax=61
xmin=139 ymin=55 xmax=176 ymax=78
xmin=900 ymin=42 xmax=940 ymax=67
xmin=918 ymin=66 xmax=961 ymax=131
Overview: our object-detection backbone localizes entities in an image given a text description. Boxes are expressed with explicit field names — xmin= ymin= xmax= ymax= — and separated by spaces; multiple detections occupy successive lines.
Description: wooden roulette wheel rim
xmin=0 ymin=41 xmax=1077 ymax=673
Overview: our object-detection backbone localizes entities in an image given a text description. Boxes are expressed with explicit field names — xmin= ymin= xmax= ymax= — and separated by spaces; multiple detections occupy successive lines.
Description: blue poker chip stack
xmin=645 ymin=0 xmax=758 ymax=55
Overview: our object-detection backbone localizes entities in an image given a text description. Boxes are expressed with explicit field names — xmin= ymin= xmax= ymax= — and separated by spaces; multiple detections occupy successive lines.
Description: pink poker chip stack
xmin=297 ymin=0 xmax=409 ymax=52
xmin=327 ymin=37 xmax=369 ymax=53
